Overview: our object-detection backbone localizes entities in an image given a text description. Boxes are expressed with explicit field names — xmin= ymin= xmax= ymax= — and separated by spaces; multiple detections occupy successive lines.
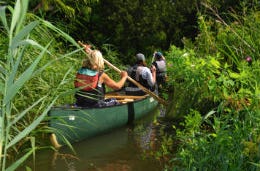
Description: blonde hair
xmin=82 ymin=50 xmax=104 ymax=71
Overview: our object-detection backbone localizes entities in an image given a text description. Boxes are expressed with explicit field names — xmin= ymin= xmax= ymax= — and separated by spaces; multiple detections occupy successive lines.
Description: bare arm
xmin=78 ymin=41 xmax=93 ymax=54
xmin=101 ymin=71 xmax=128 ymax=90
xmin=151 ymin=65 xmax=156 ymax=84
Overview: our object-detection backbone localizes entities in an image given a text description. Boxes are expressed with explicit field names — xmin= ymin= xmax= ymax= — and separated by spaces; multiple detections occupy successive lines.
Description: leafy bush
xmin=158 ymin=1 xmax=260 ymax=170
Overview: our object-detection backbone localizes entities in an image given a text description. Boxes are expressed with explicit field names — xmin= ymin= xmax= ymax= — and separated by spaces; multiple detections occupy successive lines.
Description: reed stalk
xmin=0 ymin=0 xmax=81 ymax=170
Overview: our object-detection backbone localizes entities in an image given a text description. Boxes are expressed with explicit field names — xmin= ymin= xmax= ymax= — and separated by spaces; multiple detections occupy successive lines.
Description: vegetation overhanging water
xmin=0 ymin=0 xmax=260 ymax=171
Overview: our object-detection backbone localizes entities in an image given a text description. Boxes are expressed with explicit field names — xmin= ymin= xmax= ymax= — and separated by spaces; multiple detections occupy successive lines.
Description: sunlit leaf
xmin=15 ymin=0 xmax=29 ymax=35
xmin=3 ymin=43 xmax=50 ymax=105
xmin=229 ymin=72 xmax=240 ymax=79
xmin=0 ymin=82 xmax=3 ymax=95
xmin=11 ymin=21 xmax=39 ymax=50
xmin=0 ymin=6 xmax=9 ymax=33
xmin=13 ymin=39 xmax=51 ymax=53
xmin=203 ymin=110 xmax=216 ymax=120
xmin=7 ymin=47 xmax=25 ymax=90
xmin=10 ymin=0 xmax=21 ymax=38
xmin=25 ymin=166 xmax=32 ymax=171
xmin=225 ymin=80 xmax=235 ymax=86
xmin=37 ymin=18 xmax=79 ymax=48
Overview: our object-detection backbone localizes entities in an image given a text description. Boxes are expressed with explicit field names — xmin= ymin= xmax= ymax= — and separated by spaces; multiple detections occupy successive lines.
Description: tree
xmin=85 ymin=0 xmax=198 ymax=63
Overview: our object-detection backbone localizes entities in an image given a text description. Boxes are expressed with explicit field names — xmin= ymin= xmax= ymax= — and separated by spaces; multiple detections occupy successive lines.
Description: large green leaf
xmin=15 ymin=0 xmax=29 ymax=35
xmin=8 ymin=96 xmax=46 ymax=128
xmin=0 ymin=82 xmax=3 ymax=96
xmin=0 ymin=64 xmax=4 ymax=94
xmin=5 ymin=148 xmax=34 ymax=171
xmin=0 ymin=6 xmax=9 ymax=33
xmin=9 ymin=0 xmax=29 ymax=39
xmin=11 ymin=21 xmax=39 ymax=50
xmin=6 ymin=47 xmax=25 ymax=92
xmin=33 ymin=47 xmax=81 ymax=76
xmin=12 ymin=39 xmax=51 ymax=53
xmin=3 ymin=43 xmax=50 ymax=106
xmin=38 ymin=18 xmax=79 ymax=48
xmin=0 ymin=116 xmax=3 ymax=136
xmin=6 ymin=97 xmax=57 ymax=149
xmin=9 ymin=0 xmax=21 ymax=39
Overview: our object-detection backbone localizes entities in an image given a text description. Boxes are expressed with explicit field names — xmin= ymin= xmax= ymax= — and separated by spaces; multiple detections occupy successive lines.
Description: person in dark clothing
xmin=152 ymin=52 xmax=167 ymax=89
xmin=125 ymin=53 xmax=156 ymax=95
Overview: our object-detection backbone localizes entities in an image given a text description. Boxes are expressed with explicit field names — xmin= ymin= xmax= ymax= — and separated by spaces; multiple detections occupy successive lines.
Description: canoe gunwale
xmin=48 ymin=94 xmax=158 ymax=148
xmin=51 ymin=94 xmax=149 ymax=110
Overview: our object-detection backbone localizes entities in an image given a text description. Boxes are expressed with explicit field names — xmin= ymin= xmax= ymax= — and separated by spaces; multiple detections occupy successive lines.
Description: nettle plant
xmin=166 ymin=45 xmax=223 ymax=118
xmin=166 ymin=43 xmax=259 ymax=118
xmin=164 ymin=45 xmax=260 ymax=170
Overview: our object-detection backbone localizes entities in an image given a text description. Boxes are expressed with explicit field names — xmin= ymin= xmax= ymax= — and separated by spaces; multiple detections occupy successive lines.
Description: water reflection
xmin=23 ymin=106 xmax=164 ymax=171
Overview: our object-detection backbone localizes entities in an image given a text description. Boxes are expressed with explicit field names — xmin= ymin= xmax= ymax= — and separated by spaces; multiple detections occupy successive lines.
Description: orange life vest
xmin=74 ymin=72 xmax=99 ymax=91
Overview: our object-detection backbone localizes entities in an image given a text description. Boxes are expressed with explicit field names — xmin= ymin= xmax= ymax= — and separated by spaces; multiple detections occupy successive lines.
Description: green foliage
xmin=70 ymin=0 xmax=198 ymax=62
xmin=172 ymin=109 xmax=260 ymax=170
xmin=20 ymin=0 xmax=259 ymax=65
xmin=166 ymin=0 xmax=260 ymax=118
xmin=153 ymin=1 xmax=260 ymax=170
xmin=29 ymin=0 xmax=98 ymax=19
xmin=164 ymin=43 xmax=260 ymax=170
xmin=166 ymin=46 xmax=222 ymax=118
xmin=1 ymin=0 xmax=259 ymax=170
xmin=0 ymin=0 xmax=84 ymax=170
xmin=26 ymin=0 xmax=99 ymax=48
xmin=195 ymin=1 xmax=260 ymax=65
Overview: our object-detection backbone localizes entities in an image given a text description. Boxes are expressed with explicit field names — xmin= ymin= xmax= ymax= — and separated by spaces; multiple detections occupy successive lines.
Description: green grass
xmin=0 ymin=0 xmax=83 ymax=170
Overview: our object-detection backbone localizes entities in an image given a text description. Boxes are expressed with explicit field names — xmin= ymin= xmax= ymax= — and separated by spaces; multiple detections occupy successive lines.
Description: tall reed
xmin=0 ymin=0 xmax=82 ymax=170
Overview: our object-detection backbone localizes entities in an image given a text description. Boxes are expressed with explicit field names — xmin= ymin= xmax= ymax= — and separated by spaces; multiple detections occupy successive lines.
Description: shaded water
xmin=23 ymin=106 xmax=165 ymax=171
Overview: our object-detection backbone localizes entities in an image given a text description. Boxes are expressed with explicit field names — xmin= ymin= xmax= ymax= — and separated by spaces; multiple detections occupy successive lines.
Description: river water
xmin=23 ymin=106 xmax=165 ymax=171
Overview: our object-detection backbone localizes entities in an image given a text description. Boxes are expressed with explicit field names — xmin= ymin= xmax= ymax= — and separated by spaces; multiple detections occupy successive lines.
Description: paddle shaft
xmin=104 ymin=59 xmax=167 ymax=105
xmin=105 ymin=94 xmax=147 ymax=99
xmin=77 ymin=41 xmax=167 ymax=105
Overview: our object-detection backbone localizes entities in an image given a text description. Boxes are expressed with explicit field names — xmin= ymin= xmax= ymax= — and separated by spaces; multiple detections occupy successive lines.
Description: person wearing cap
xmin=74 ymin=44 xmax=128 ymax=107
xmin=125 ymin=53 xmax=156 ymax=95
xmin=152 ymin=51 xmax=167 ymax=90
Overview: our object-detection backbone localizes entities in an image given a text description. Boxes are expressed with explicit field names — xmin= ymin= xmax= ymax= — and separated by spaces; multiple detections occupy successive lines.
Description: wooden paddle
xmin=78 ymin=41 xmax=167 ymax=105
xmin=105 ymin=94 xmax=147 ymax=99
xmin=104 ymin=59 xmax=167 ymax=105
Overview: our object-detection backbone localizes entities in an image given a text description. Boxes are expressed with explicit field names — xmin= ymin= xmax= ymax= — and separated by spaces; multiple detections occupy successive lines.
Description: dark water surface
xmin=24 ymin=106 xmax=165 ymax=171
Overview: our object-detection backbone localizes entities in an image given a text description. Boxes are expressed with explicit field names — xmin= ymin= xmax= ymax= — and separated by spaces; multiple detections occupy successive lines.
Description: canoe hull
xmin=48 ymin=96 xmax=158 ymax=147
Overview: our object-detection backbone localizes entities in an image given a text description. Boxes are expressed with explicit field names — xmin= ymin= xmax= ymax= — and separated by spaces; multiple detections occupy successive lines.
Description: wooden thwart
xmin=105 ymin=94 xmax=147 ymax=100
xmin=117 ymin=99 xmax=134 ymax=103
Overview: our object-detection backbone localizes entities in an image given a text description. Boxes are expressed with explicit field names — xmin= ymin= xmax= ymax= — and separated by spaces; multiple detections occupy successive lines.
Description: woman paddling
xmin=74 ymin=44 xmax=128 ymax=107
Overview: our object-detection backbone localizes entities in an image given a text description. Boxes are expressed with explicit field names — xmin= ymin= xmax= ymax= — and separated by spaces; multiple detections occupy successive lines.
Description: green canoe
xmin=49 ymin=94 xmax=158 ymax=148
